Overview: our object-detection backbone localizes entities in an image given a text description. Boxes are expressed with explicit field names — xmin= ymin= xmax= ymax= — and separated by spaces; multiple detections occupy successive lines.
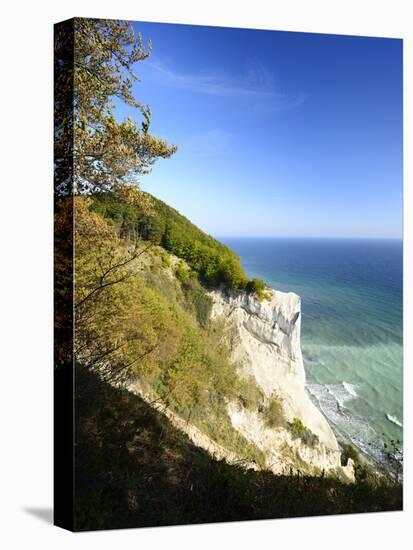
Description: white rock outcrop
xmin=210 ymin=287 xmax=354 ymax=481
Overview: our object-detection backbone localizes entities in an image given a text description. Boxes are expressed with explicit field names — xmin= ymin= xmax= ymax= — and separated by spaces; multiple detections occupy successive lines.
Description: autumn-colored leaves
xmin=55 ymin=18 xmax=177 ymax=196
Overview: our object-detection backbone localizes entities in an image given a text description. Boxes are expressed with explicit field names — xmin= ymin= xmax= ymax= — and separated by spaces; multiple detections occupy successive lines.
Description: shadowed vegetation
xmin=75 ymin=367 xmax=402 ymax=531
xmin=288 ymin=418 xmax=319 ymax=448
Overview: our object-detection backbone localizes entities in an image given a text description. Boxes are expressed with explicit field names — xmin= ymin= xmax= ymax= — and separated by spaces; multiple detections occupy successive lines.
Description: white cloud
xmin=146 ymin=58 xmax=308 ymax=111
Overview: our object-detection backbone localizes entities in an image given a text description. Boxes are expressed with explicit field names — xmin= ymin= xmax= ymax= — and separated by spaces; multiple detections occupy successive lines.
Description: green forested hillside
xmin=90 ymin=191 xmax=251 ymax=289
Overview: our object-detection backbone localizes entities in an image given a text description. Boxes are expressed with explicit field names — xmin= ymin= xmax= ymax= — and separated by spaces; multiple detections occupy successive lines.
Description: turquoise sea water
xmin=221 ymin=238 xmax=403 ymax=465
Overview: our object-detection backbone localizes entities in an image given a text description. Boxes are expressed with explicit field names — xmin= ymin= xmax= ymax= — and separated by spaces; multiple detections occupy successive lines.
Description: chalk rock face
xmin=210 ymin=288 xmax=354 ymax=480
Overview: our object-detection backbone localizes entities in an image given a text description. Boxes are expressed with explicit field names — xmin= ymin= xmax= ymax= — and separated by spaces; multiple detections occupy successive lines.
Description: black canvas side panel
xmin=54 ymin=17 xmax=75 ymax=532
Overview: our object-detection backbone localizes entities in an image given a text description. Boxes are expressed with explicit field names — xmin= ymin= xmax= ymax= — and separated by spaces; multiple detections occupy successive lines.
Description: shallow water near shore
xmin=220 ymin=237 xmax=403 ymax=467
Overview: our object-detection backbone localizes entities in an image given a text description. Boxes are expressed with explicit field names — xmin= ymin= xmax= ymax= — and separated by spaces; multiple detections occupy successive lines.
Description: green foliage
xmin=158 ymin=249 xmax=171 ymax=268
xmin=75 ymin=197 xmax=239 ymax=412
xmin=180 ymin=274 xmax=213 ymax=328
xmin=138 ymin=214 xmax=166 ymax=244
xmin=288 ymin=418 xmax=320 ymax=448
xmin=89 ymin=191 xmax=272 ymax=297
xmin=341 ymin=443 xmax=360 ymax=466
xmin=91 ymin=191 xmax=250 ymax=290
xmin=73 ymin=197 xmax=268 ymax=476
xmin=246 ymin=277 xmax=271 ymax=300
xmin=236 ymin=376 xmax=264 ymax=411
xmin=246 ymin=278 xmax=265 ymax=295
xmin=89 ymin=190 xmax=140 ymax=236
xmin=75 ymin=367 xmax=402 ymax=531
xmin=148 ymin=194 xmax=249 ymax=289
xmin=175 ymin=260 xmax=190 ymax=283
xmin=55 ymin=18 xmax=176 ymax=196
xmin=263 ymin=394 xmax=286 ymax=428
xmin=72 ymin=194 xmax=402 ymax=531
xmin=143 ymin=263 xmax=179 ymax=303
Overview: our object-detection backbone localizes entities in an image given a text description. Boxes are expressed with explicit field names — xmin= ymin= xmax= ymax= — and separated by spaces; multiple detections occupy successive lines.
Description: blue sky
xmin=116 ymin=22 xmax=403 ymax=238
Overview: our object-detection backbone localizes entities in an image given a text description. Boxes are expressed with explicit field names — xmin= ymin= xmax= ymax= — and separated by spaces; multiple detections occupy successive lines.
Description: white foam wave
xmin=307 ymin=383 xmax=403 ymax=473
xmin=386 ymin=414 xmax=403 ymax=428
xmin=342 ymin=381 xmax=358 ymax=398
xmin=306 ymin=383 xmax=375 ymax=451
xmin=306 ymin=382 xmax=357 ymax=410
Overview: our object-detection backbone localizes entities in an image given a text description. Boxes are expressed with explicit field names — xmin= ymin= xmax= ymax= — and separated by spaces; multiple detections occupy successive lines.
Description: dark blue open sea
xmin=221 ymin=237 xmax=403 ymax=465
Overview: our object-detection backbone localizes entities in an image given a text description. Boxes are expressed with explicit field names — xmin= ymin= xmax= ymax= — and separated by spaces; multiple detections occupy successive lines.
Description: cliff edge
xmin=210 ymin=287 xmax=354 ymax=481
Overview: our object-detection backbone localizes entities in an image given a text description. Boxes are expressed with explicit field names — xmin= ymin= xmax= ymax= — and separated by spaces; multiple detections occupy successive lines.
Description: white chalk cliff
xmin=210 ymin=287 xmax=355 ymax=481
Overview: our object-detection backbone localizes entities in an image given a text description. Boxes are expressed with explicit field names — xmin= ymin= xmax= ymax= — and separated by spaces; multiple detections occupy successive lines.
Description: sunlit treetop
xmin=54 ymin=18 xmax=177 ymax=197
